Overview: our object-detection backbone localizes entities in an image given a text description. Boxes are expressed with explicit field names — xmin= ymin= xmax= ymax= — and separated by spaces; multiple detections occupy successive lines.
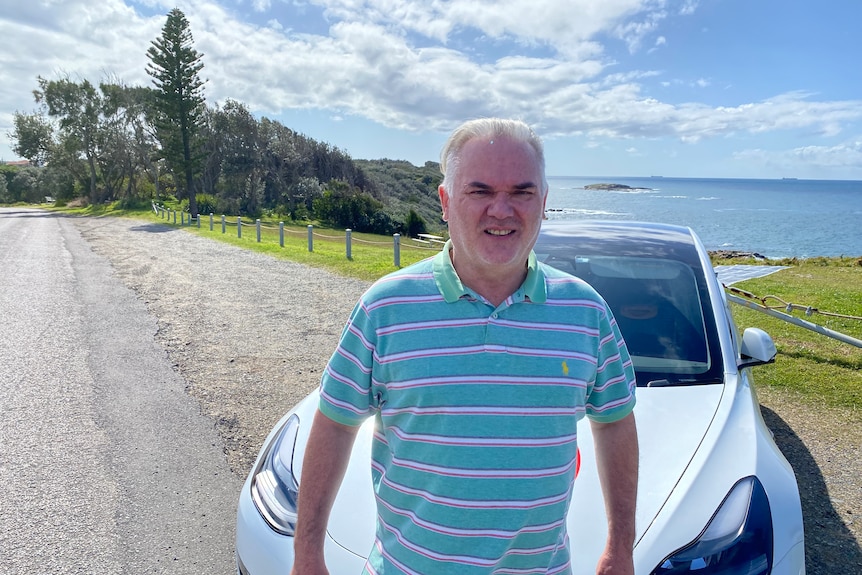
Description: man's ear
xmin=438 ymin=185 xmax=449 ymax=222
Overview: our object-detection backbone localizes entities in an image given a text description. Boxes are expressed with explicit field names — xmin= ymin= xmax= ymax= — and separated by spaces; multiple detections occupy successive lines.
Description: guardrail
xmin=151 ymin=202 xmax=440 ymax=267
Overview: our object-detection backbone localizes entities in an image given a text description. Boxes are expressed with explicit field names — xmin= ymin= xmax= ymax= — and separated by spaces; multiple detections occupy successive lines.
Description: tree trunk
xmin=182 ymin=121 xmax=198 ymax=218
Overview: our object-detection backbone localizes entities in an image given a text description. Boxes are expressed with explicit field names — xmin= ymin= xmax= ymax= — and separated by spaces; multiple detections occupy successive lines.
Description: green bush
xmin=313 ymin=183 xmax=396 ymax=234
xmin=117 ymin=196 xmax=153 ymax=210
xmin=196 ymin=193 xmax=218 ymax=215
xmin=404 ymin=209 xmax=427 ymax=238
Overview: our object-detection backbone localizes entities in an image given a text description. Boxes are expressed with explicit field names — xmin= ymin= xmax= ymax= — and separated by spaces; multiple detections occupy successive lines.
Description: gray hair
xmin=439 ymin=118 xmax=547 ymax=196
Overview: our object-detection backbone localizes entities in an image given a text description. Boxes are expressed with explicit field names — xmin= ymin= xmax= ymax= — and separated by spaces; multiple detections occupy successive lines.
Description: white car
xmin=236 ymin=220 xmax=805 ymax=574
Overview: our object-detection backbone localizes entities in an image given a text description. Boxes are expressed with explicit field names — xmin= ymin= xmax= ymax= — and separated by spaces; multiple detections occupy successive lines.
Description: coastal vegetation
xmin=3 ymin=8 xmax=443 ymax=236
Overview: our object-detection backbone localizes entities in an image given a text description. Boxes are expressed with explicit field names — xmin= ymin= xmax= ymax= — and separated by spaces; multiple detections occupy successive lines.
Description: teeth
xmin=487 ymin=229 xmax=513 ymax=236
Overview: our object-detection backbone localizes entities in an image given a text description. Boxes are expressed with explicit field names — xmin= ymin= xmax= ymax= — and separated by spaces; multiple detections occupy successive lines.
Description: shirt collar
xmin=432 ymin=240 xmax=547 ymax=304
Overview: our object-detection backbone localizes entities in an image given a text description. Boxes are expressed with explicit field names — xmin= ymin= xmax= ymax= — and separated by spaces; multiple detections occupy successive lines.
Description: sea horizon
xmin=547 ymin=175 xmax=862 ymax=183
xmin=543 ymin=176 xmax=862 ymax=258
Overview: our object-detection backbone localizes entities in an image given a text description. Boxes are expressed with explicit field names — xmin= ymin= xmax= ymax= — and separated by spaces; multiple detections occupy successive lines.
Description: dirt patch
xmin=756 ymin=386 xmax=861 ymax=573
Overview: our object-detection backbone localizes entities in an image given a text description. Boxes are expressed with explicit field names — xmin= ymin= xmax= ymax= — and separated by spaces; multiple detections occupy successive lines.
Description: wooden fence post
xmin=393 ymin=233 xmax=401 ymax=267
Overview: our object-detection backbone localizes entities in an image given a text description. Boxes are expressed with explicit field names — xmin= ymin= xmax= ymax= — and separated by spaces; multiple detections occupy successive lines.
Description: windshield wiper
xmin=646 ymin=379 xmax=673 ymax=387
xmin=645 ymin=378 xmax=723 ymax=387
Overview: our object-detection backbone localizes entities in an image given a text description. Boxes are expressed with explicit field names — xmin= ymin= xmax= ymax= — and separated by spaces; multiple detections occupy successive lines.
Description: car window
xmin=537 ymin=252 xmax=721 ymax=387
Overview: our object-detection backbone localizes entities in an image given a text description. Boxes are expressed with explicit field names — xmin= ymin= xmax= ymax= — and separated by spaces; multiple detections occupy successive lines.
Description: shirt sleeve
xmin=586 ymin=301 xmax=637 ymax=423
xmin=318 ymin=298 xmax=379 ymax=427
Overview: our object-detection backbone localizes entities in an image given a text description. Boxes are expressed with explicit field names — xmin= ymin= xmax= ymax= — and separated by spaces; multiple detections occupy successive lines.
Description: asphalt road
xmin=0 ymin=208 xmax=241 ymax=574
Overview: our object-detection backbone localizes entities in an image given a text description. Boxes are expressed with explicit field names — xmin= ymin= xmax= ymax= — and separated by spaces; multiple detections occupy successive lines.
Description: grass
xmin=46 ymin=202 xmax=862 ymax=412
xmin=721 ymin=260 xmax=862 ymax=412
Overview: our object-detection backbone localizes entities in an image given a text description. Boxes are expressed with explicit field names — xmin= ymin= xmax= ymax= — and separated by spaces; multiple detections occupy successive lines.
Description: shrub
xmin=196 ymin=193 xmax=218 ymax=215
xmin=117 ymin=196 xmax=153 ymax=210
xmin=404 ymin=209 xmax=427 ymax=238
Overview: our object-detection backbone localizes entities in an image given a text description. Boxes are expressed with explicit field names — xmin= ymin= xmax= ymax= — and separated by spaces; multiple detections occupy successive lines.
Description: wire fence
xmin=723 ymin=283 xmax=862 ymax=348
xmin=152 ymin=202 xmax=442 ymax=267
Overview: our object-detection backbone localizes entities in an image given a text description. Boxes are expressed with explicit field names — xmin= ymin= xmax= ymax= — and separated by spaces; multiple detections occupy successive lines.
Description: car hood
xmin=317 ymin=384 xmax=725 ymax=567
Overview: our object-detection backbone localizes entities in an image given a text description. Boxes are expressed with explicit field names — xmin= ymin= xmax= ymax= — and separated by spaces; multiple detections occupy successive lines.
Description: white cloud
xmin=735 ymin=141 xmax=862 ymax=170
xmin=679 ymin=0 xmax=698 ymax=16
xmin=614 ymin=8 xmax=666 ymax=53
xmin=310 ymin=0 xmax=656 ymax=56
xmin=648 ymin=35 xmax=667 ymax=53
xmin=1 ymin=0 xmax=861 ymax=176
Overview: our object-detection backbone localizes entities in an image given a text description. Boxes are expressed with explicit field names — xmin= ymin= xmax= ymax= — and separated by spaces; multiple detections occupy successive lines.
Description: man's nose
xmin=486 ymin=193 xmax=515 ymax=218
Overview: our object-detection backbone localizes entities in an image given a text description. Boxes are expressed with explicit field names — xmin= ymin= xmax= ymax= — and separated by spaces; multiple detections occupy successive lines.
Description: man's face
xmin=439 ymin=136 xmax=547 ymax=282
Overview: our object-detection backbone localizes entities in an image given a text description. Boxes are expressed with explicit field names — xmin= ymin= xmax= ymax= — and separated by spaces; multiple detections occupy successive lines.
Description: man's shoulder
xmin=363 ymin=255 xmax=439 ymax=301
xmin=538 ymin=262 xmax=603 ymax=302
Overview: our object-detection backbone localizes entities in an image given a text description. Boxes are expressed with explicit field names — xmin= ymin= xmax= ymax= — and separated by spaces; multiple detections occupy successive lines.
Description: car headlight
xmin=652 ymin=476 xmax=773 ymax=575
xmin=250 ymin=414 xmax=301 ymax=536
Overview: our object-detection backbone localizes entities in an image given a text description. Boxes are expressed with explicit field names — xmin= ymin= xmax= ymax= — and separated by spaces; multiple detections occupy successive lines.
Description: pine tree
xmin=146 ymin=8 xmax=206 ymax=217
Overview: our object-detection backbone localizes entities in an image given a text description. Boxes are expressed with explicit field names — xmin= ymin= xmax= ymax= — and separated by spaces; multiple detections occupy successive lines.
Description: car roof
xmin=537 ymin=220 xmax=703 ymax=267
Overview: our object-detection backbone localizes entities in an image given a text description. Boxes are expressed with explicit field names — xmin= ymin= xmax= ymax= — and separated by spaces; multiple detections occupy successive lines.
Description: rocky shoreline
xmin=708 ymin=249 xmax=768 ymax=260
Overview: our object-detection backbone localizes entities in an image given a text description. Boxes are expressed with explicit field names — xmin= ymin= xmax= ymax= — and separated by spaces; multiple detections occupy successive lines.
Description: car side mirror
xmin=738 ymin=327 xmax=777 ymax=369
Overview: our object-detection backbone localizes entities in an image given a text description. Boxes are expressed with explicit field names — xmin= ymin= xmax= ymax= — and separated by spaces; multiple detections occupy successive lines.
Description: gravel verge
xmin=72 ymin=215 xmax=859 ymax=574
xmin=74 ymin=216 xmax=370 ymax=475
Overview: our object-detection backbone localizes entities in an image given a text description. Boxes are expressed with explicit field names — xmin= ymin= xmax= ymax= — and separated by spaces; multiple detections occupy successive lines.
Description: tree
xmin=11 ymin=112 xmax=53 ymax=167
xmin=212 ymin=100 xmax=266 ymax=215
xmin=0 ymin=168 xmax=9 ymax=203
xmin=33 ymin=76 xmax=102 ymax=202
xmin=146 ymin=8 xmax=206 ymax=217
xmin=99 ymin=82 xmax=157 ymax=203
xmin=9 ymin=167 xmax=41 ymax=203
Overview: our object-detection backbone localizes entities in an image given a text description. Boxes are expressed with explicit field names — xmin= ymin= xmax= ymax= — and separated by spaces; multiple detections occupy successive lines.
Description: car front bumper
xmin=236 ymin=473 xmax=367 ymax=575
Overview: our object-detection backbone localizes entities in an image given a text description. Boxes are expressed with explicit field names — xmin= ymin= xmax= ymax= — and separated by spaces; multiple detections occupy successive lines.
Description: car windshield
xmin=535 ymin=249 xmax=723 ymax=387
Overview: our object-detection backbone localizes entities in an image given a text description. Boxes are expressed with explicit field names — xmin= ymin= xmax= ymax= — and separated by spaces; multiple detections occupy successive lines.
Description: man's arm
xmin=590 ymin=412 xmax=639 ymax=575
xmin=290 ymin=409 xmax=361 ymax=575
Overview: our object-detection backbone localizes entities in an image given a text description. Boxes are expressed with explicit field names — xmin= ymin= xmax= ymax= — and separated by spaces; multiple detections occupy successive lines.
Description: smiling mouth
xmin=486 ymin=229 xmax=515 ymax=236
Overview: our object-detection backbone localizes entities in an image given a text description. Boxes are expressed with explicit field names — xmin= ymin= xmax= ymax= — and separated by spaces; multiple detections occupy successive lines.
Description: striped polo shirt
xmin=319 ymin=242 xmax=636 ymax=575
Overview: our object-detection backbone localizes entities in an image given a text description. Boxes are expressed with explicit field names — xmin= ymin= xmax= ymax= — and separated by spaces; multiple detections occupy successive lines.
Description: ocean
xmin=545 ymin=176 xmax=862 ymax=258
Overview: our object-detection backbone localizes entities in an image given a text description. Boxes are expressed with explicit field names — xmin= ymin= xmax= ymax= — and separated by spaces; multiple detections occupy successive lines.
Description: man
xmin=292 ymin=118 xmax=638 ymax=574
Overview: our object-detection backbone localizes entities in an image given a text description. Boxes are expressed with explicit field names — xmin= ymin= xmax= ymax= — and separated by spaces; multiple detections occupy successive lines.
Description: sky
xmin=2 ymin=0 xmax=862 ymax=179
